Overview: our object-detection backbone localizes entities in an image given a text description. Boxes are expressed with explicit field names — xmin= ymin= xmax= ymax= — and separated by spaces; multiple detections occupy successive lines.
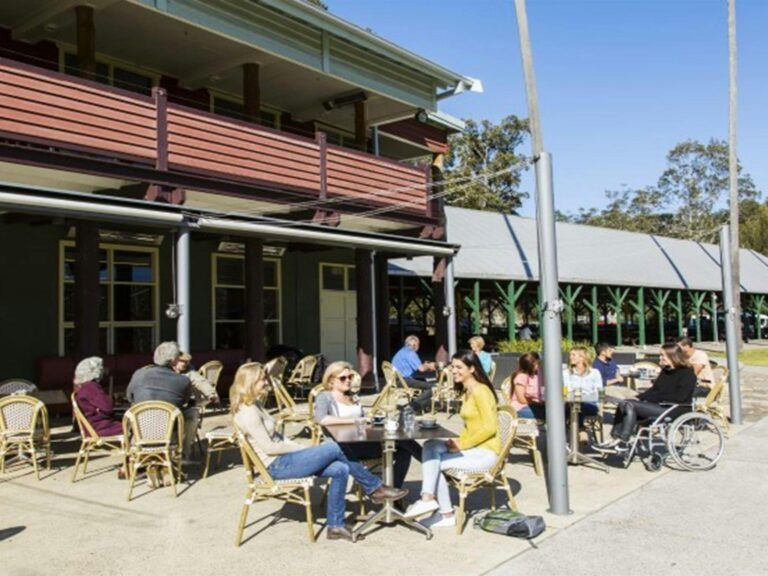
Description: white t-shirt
xmin=334 ymin=400 xmax=364 ymax=418
xmin=562 ymin=368 xmax=603 ymax=401
xmin=690 ymin=349 xmax=715 ymax=387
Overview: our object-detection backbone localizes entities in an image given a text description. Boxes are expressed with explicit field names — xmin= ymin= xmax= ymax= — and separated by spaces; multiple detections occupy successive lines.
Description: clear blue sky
xmin=328 ymin=0 xmax=767 ymax=217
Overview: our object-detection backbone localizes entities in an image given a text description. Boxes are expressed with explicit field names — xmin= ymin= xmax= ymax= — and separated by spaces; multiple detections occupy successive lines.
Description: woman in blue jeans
xmin=231 ymin=363 xmax=407 ymax=541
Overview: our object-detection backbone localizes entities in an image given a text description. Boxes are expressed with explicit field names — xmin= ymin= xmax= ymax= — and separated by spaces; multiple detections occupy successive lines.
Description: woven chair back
xmin=0 ymin=396 xmax=44 ymax=435
xmin=124 ymin=401 xmax=182 ymax=448
xmin=489 ymin=406 xmax=518 ymax=477
xmin=0 ymin=379 xmax=38 ymax=395
xmin=71 ymin=394 xmax=99 ymax=439
xmin=265 ymin=356 xmax=288 ymax=382
xmin=499 ymin=377 xmax=512 ymax=405
xmin=234 ymin=422 xmax=274 ymax=486
xmin=307 ymin=384 xmax=326 ymax=421
xmin=198 ymin=361 xmax=224 ymax=387
xmin=381 ymin=362 xmax=414 ymax=395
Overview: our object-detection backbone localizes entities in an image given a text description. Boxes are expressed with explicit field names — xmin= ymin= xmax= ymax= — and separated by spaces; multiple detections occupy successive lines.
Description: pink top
xmin=511 ymin=373 xmax=542 ymax=412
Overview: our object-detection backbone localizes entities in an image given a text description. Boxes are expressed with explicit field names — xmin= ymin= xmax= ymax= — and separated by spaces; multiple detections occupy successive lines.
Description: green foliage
xmin=560 ymin=139 xmax=761 ymax=243
xmin=444 ymin=115 xmax=530 ymax=213
xmin=495 ymin=338 xmax=593 ymax=356
xmin=740 ymin=201 xmax=768 ymax=255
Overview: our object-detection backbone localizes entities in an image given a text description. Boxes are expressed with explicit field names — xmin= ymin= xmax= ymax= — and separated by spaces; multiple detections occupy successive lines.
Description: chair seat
xmin=516 ymin=419 xmax=539 ymax=436
xmin=206 ymin=427 xmax=235 ymax=441
xmin=129 ymin=444 xmax=178 ymax=454
xmin=444 ymin=467 xmax=493 ymax=479
xmin=91 ymin=434 xmax=124 ymax=443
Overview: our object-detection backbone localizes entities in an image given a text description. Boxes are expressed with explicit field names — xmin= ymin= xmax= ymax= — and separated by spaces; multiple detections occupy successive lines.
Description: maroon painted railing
xmin=0 ymin=58 xmax=430 ymax=215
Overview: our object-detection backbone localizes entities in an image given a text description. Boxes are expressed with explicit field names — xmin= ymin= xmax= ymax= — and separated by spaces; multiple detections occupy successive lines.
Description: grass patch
xmin=711 ymin=349 xmax=768 ymax=367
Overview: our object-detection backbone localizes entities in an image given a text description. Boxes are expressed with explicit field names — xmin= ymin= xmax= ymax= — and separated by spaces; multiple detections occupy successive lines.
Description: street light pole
xmin=514 ymin=0 xmax=570 ymax=515
xmin=727 ymin=0 xmax=742 ymax=352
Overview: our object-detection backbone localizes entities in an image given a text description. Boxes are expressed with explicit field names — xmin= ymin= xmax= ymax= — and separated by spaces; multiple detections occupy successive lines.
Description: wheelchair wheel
xmin=666 ymin=412 xmax=724 ymax=471
xmin=643 ymin=452 xmax=664 ymax=472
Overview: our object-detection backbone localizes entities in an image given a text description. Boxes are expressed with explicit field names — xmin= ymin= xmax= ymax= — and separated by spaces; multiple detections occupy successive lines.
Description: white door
xmin=320 ymin=264 xmax=357 ymax=363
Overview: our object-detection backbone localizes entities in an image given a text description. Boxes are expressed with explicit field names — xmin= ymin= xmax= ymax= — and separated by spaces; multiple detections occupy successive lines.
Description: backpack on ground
xmin=473 ymin=509 xmax=546 ymax=539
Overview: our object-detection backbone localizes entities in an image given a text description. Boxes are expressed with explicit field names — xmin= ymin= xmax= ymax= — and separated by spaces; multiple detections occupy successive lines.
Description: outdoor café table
xmin=565 ymin=390 xmax=609 ymax=473
xmin=323 ymin=421 xmax=458 ymax=541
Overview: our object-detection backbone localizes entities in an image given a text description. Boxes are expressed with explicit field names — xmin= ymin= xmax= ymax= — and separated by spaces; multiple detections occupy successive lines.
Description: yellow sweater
xmin=458 ymin=384 xmax=501 ymax=454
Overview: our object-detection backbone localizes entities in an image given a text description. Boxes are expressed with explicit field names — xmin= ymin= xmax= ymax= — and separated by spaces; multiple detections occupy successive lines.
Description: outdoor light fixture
xmin=414 ymin=109 xmax=429 ymax=124
xmin=442 ymin=306 xmax=452 ymax=317
xmin=165 ymin=303 xmax=181 ymax=319
xmin=322 ymin=91 xmax=367 ymax=111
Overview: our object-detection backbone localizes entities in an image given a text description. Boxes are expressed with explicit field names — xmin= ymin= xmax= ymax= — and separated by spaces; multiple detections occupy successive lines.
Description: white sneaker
xmin=420 ymin=512 xmax=456 ymax=528
xmin=403 ymin=498 xmax=439 ymax=519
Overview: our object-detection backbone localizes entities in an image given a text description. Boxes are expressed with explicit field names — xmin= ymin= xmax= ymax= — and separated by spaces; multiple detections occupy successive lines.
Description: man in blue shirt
xmin=391 ymin=335 xmax=435 ymax=413
xmin=592 ymin=342 xmax=624 ymax=386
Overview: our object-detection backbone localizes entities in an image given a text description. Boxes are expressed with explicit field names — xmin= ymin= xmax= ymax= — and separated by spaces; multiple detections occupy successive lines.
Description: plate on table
xmin=418 ymin=420 xmax=438 ymax=429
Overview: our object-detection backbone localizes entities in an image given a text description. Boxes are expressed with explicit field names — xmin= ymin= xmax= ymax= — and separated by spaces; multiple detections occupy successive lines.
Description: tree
xmin=560 ymin=139 xmax=760 ymax=243
xmin=443 ymin=115 xmax=530 ymax=213
xmin=740 ymin=201 xmax=768 ymax=255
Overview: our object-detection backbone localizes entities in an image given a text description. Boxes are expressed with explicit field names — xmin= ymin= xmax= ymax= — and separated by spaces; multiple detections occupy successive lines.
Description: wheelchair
xmin=622 ymin=402 xmax=724 ymax=472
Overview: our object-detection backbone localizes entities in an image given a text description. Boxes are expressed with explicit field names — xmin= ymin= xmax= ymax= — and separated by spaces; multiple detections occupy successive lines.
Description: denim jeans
xmin=516 ymin=406 xmax=535 ymax=419
xmin=421 ymin=439 xmax=497 ymax=514
xmin=267 ymin=442 xmax=382 ymax=528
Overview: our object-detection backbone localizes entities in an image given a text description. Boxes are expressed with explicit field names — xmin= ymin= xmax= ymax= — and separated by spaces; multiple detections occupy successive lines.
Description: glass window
xmin=60 ymin=243 xmax=157 ymax=356
xmin=212 ymin=255 xmax=281 ymax=349
xmin=346 ymin=268 xmax=357 ymax=291
xmin=113 ymin=67 xmax=153 ymax=96
xmin=322 ymin=265 xmax=345 ymax=291
xmin=64 ymin=53 xmax=109 ymax=84
xmin=213 ymin=96 xmax=278 ymax=128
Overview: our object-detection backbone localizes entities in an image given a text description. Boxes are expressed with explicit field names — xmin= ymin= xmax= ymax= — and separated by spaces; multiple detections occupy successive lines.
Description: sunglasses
xmin=337 ymin=374 xmax=352 ymax=382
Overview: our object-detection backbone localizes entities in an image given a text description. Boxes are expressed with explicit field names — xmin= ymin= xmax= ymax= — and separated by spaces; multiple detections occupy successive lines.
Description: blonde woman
xmin=313 ymin=361 xmax=420 ymax=489
xmin=404 ymin=350 xmax=501 ymax=528
xmin=468 ymin=336 xmax=493 ymax=376
xmin=230 ymin=363 xmax=407 ymax=541
xmin=562 ymin=346 xmax=603 ymax=425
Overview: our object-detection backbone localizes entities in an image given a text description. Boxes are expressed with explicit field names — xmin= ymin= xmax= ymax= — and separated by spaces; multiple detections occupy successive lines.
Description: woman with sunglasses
xmin=231 ymin=362 xmax=407 ymax=542
xmin=313 ymin=361 xmax=421 ymax=489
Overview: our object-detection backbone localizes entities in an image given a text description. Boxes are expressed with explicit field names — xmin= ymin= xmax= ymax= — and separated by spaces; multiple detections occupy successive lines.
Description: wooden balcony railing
xmin=0 ymin=58 xmax=431 ymax=216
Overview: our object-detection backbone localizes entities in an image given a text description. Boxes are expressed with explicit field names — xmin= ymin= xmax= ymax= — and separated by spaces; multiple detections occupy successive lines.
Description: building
xmin=0 ymin=0 xmax=479 ymax=392
xmin=391 ymin=207 xmax=768 ymax=346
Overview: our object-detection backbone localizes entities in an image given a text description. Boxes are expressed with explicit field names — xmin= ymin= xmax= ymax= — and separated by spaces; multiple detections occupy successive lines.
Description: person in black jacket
xmin=597 ymin=343 xmax=697 ymax=451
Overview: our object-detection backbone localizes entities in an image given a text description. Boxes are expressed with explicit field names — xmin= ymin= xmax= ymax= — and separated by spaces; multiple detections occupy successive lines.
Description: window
xmin=212 ymin=254 xmax=281 ymax=350
xmin=321 ymin=264 xmax=356 ymax=291
xmin=63 ymin=52 xmax=155 ymax=96
xmin=60 ymin=243 xmax=159 ymax=356
xmin=211 ymin=95 xmax=278 ymax=128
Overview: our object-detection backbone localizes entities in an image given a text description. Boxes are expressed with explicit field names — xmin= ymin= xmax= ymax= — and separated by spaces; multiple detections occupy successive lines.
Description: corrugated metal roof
xmin=390 ymin=206 xmax=768 ymax=294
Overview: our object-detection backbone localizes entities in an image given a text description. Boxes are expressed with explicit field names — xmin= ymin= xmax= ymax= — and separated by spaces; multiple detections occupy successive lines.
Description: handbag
xmin=473 ymin=509 xmax=546 ymax=539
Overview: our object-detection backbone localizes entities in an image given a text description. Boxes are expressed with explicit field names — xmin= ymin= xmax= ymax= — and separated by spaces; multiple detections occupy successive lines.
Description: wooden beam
xmin=354 ymin=101 xmax=367 ymax=151
xmin=243 ymin=63 xmax=261 ymax=123
xmin=244 ymin=238 xmax=265 ymax=361
xmin=76 ymin=5 xmax=96 ymax=81
xmin=355 ymin=250 xmax=375 ymax=383
xmin=74 ymin=220 xmax=100 ymax=359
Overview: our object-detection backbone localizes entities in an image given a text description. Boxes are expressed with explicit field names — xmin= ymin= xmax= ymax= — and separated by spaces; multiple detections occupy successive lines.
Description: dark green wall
xmin=0 ymin=222 xmax=64 ymax=380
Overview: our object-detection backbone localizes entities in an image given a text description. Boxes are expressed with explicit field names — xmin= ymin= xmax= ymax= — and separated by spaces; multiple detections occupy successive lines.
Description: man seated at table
xmin=593 ymin=343 xmax=637 ymax=402
xmin=677 ymin=336 xmax=715 ymax=396
xmin=391 ymin=335 xmax=435 ymax=414
xmin=126 ymin=341 xmax=198 ymax=460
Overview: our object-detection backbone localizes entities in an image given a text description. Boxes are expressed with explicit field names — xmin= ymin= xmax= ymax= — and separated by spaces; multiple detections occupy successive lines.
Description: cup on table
xmin=384 ymin=418 xmax=398 ymax=433
xmin=354 ymin=417 xmax=367 ymax=438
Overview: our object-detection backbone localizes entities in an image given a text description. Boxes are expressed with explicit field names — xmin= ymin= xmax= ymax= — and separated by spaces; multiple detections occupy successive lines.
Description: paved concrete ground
xmin=1 ymin=366 xmax=765 ymax=576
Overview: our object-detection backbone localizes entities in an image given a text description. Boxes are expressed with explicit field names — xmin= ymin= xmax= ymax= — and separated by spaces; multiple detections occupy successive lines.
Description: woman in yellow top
xmin=404 ymin=350 xmax=501 ymax=528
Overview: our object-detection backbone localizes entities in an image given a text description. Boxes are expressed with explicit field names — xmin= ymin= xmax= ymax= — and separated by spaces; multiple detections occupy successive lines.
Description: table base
xmin=353 ymin=503 xmax=433 ymax=541
xmin=566 ymin=447 xmax=610 ymax=472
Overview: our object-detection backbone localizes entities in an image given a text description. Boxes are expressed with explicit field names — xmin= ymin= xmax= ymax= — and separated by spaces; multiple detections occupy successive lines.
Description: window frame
xmin=211 ymin=253 xmax=282 ymax=350
xmin=58 ymin=47 xmax=160 ymax=95
xmin=58 ymin=241 xmax=160 ymax=356
xmin=209 ymin=90 xmax=282 ymax=129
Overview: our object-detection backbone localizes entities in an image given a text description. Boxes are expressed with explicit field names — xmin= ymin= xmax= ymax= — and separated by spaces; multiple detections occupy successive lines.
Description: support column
xmin=689 ymin=291 xmax=707 ymax=342
xmin=559 ymin=284 xmax=583 ymax=342
xmin=354 ymin=101 xmax=366 ymax=151
xmin=243 ymin=63 xmax=261 ymax=123
xmin=750 ymin=294 xmax=765 ymax=340
xmin=462 ymin=281 xmax=482 ymax=335
xmin=628 ymin=287 xmax=646 ymax=346
xmin=355 ymin=250 xmax=375 ymax=383
xmin=720 ymin=226 xmax=742 ymax=424
xmin=497 ymin=281 xmax=526 ymax=341
xmin=711 ymin=293 xmax=720 ymax=342
xmin=375 ymin=254 xmax=391 ymax=373
xmin=581 ymin=285 xmax=599 ymax=344
xmin=432 ymin=257 xmax=449 ymax=364
xmin=74 ymin=221 xmax=100 ymax=359
xmin=176 ymin=226 xmax=191 ymax=353
xmin=445 ymin=257 xmax=458 ymax=356
xmin=397 ymin=276 xmax=405 ymax=343
xmin=244 ymin=238 xmax=265 ymax=362
xmin=607 ymin=286 xmax=630 ymax=346
xmin=668 ymin=290 xmax=685 ymax=338
xmin=650 ymin=289 xmax=670 ymax=345
xmin=76 ymin=5 xmax=96 ymax=80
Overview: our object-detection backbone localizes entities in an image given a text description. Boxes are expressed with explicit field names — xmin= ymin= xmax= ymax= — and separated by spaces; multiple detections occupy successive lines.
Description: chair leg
xmin=236 ymin=499 xmax=251 ymax=546
xmin=531 ymin=446 xmax=543 ymax=477
xmin=503 ymin=479 xmax=518 ymax=511
xmin=31 ymin=441 xmax=41 ymax=480
xmin=489 ymin=486 xmax=496 ymax=510
xmin=304 ymin=486 xmax=316 ymax=543
xmin=127 ymin=459 xmax=137 ymax=501
xmin=203 ymin=448 xmax=213 ymax=479
xmin=456 ymin=491 xmax=467 ymax=535
xmin=83 ymin=449 xmax=90 ymax=474
xmin=356 ymin=483 xmax=366 ymax=517
xmin=71 ymin=444 xmax=85 ymax=482
xmin=45 ymin=441 xmax=52 ymax=471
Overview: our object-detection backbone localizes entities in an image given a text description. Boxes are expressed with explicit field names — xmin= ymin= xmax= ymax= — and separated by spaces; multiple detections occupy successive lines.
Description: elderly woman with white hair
xmin=73 ymin=356 xmax=123 ymax=438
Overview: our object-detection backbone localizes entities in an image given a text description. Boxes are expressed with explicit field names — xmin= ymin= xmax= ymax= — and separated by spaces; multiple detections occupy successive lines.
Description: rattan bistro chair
xmin=381 ymin=362 xmax=421 ymax=400
xmin=499 ymin=377 xmax=543 ymax=476
xmin=698 ymin=365 xmax=730 ymax=437
xmin=123 ymin=401 xmax=184 ymax=501
xmin=0 ymin=379 xmax=38 ymax=395
xmin=444 ymin=406 xmax=519 ymax=534
xmin=431 ymin=367 xmax=460 ymax=415
xmin=202 ymin=425 xmax=238 ymax=479
xmin=285 ymin=355 xmax=318 ymax=399
xmin=71 ymin=394 xmax=126 ymax=482
xmin=0 ymin=395 xmax=51 ymax=479
xmin=234 ymin=423 xmax=321 ymax=545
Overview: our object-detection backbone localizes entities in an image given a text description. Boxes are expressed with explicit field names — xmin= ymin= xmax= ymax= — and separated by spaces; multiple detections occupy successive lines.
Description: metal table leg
xmin=353 ymin=438 xmax=433 ymax=541
xmin=566 ymin=401 xmax=609 ymax=472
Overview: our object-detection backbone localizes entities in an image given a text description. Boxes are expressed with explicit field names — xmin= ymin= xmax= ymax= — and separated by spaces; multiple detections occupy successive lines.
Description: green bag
xmin=473 ymin=509 xmax=546 ymax=539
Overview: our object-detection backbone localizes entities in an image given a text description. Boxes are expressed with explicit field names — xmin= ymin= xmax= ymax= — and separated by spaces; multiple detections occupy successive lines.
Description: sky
xmin=327 ymin=0 xmax=767 ymax=217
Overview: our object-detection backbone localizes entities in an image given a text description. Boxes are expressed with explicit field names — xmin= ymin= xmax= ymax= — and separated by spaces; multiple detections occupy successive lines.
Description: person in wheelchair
xmin=597 ymin=343 xmax=697 ymax=451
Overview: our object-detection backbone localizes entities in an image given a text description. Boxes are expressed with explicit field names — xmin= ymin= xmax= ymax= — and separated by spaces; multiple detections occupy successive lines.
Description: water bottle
xmin=402 ymin=405 xmax=416 ymax=435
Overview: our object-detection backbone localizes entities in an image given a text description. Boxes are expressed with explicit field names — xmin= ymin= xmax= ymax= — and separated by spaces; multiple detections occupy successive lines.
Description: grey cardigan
xmin=313 ymin=391 xmax=363 ymax=423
